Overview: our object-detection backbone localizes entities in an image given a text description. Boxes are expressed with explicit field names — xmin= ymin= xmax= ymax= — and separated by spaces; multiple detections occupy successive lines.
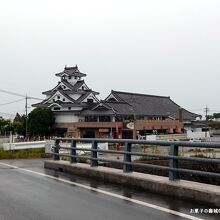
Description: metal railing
xmin=51 ymin=138 xmax=220 ymax=181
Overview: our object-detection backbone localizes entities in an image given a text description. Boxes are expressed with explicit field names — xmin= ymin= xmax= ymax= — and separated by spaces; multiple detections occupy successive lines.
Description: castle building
xmin=33 ymin=65 xmax=200 ymax=138
xmin=33 ymin=65 xmax=99 ymax=136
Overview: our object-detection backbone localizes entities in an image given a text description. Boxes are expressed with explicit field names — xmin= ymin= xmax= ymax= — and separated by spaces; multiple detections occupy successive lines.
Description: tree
xmin=127 ymin=114 xmax=135 ymax=121
xmin=207 ymin=115 xmax=213 ymax=120
xmin=213 ymin=113 xmax=220 ymax=119
xmin=207 ymin=113 xmax=220 ymax=121
xmin=0 ymin=117 xmax=13 ymax=135
xmin=28 ymin=108 xmax=55 ymax=136
xmin=13 ymin=113 xmax=26 ymax=135
xmin=14 ymin=113 xmax=22 ymax=122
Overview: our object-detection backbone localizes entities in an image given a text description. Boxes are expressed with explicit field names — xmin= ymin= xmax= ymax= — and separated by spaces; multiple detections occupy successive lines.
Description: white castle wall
xmin=55 ymin=114 xmax=79 ymax=123
xmin=69 ymin=94 xmax=81 ymax=100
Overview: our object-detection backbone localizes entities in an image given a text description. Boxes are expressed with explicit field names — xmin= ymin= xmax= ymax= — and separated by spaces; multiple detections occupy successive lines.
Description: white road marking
xmin=0 ymin=162 xmax=204 ymax=220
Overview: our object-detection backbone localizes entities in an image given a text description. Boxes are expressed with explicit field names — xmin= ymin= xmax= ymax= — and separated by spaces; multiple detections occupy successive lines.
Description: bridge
xmin=0 ymin=138 xmax=220 ymax=220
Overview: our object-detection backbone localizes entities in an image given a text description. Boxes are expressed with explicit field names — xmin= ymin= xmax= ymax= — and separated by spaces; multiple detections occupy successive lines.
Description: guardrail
xmin=51 ymin=138 xmax=220 ymax=181
xmin=3 ymin=141 xmax=46 ymax=151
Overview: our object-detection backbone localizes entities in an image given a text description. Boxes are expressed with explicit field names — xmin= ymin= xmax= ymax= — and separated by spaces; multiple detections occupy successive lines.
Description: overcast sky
xmin=0 ymin=0 xmax=220 ymax=119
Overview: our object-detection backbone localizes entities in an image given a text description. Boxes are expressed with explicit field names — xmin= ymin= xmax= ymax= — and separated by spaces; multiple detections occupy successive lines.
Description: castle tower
xmin=33 ymin=65 xmax=99 ymax=136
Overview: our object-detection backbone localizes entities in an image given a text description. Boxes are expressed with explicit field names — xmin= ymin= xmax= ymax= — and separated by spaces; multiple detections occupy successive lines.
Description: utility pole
xmin=204 ymin=105 xmax=209 ymax=138
xmin=25 ymin=95 xmax=28 ymax=141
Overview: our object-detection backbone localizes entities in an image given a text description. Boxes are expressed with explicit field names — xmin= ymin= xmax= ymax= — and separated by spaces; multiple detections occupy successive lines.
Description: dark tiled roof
xmin=33 ymin=101 xmax=88 ymax=108
xmin=42 ymin=80 xmax=75 ymax=95
xmin=104 ymin=101 xmax=133 ymax=115
xmin=76 ymin=91 xmax=99 ymax=103
xmin=32 ymin=102 xmax=45 ymax=108
xmin=41 ymin=89 xmax=76 ymax=104
xmin=101 ymin=90 xmax=201 ymax=121
xmin=80 ymin=109 xmax=115 ymax=116
xmin=71 ymin=80 xmax=85 ymax=91
xmin=55 ymin=65 xmax=86 ymax=77
xmin=42 ymin=80 xmax=99 ymax=96
xmin=184 ymin=120 xmax=207 ymax=128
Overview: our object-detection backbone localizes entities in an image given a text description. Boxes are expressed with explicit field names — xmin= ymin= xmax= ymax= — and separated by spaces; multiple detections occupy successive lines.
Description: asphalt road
xmin=0 ymin=159 xmax=218 ymax=220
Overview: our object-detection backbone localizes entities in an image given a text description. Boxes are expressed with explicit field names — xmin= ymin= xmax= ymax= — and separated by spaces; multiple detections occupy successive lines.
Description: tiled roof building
xmin=33 ymin=66 xmax=200 ymax=138
xmin=81 ymin=90 xmax=199 ymax=121
xmin=33 ymin=65 xmax=99 ymax=135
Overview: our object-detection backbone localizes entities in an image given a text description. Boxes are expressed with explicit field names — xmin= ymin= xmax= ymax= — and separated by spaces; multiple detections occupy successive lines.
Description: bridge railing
xmin=51 ymin=138 xmax=220 ymax=181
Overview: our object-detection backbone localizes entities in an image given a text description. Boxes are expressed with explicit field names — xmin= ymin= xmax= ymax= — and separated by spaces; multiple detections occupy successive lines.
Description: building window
xmin=99 ymin=116 xmax=111 ymax=122
xmin=115 ymin=115 xmax=124 ymax=122
xmin=53 ymin=99 xmax=55 ymax=102
xmin=63 ymin=98 xmax=65 ymax=101
xmin=109 ymin=97 xmax=117 ymax=102
xmin=68 ymin=107 xmax=71 ymax=110
xmin=87 ymin=98 xmax=94 ymax=105
xmin=57 ymin=96 xmax=60 ymax=99
xmin=74 ymin=76 xmax=77 ymax=80
xmin=68 ymin=76 xmax=71 ymax=80
xmin=85 ymin=116 xmax=98 ymax=122
xmin=54 ymin=107 xmax=60 ymax=111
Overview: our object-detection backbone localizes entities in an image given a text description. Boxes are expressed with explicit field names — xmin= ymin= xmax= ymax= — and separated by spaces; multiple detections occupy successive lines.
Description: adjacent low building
xmin=33 ymin=65 xmax=201 ymax=138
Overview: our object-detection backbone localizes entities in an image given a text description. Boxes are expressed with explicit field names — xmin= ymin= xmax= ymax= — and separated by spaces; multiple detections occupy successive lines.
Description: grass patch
xmin=187 ymin=148 xmax=215 ymax=153
xmin=77 ymin=157 xmax=88 ymax=163
xmin=190 ymin=154 xmax=210 ymax=158
xmin=0 ymin=148 xmax=52 ymax=159
xmin=134 ymin=156 xmax=162 ymax=162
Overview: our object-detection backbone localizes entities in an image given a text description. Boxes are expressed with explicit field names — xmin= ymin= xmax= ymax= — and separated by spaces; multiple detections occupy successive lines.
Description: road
xmin=0 ymin=159 xmax=217 ymax=220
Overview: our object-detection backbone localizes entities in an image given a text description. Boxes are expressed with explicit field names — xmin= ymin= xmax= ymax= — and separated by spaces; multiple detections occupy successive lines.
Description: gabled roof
xmin=103 ymin=101 xmax=134 ymax=115
xmin=55 ymin=65 xmax=86 ymax=77
xmin=76 ymin=91 xmax=99 ymax=103
xmin=42 ymin=80 xmax=99 ymax=97
xmin=43 ymin=90 xmax=76 ymax=104
xmin=91 ymin=102 xmax=112 ymax=111
xmin=42 ymin=81 xmax=73 ymax=95
xmin=71 ymin=80 xmax=86 ymax=91
xmin=102 ymin=90 xmax=201 ymax=120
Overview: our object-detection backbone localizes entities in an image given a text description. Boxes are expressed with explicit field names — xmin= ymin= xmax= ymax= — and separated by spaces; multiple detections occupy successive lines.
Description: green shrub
xmin=0 ymin=148 xmax=51 ymax=159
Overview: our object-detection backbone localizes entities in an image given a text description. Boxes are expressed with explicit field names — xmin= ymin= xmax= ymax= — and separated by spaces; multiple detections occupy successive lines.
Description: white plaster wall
xmin=106 ymin=93 xmax=117 ymax=101
xmin=55 ymin=114 xmax=79 ymax=123
xmin=65 ymin=77 xmax=78 ymax=85
xmin=78 ymin=83 xmax=89 ymax=90
xmin=69 ymin=94 xmax=81 ymax=100
xmin=187 ymin=131 xmax=210 ymax=139
xmin=47 ymin=91 xmax=72 ymax=103
xmin=59 ymin=82 xmax=71 ymax=90
xmin=146 ymin=135 xmax=156 ymax=141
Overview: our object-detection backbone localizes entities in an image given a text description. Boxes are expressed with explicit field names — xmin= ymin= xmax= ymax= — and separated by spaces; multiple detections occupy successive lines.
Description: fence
xmin=3 ymin=141 xmax=46 ymax=151
xmin=51 ymin=138 xmax=220 ymax=181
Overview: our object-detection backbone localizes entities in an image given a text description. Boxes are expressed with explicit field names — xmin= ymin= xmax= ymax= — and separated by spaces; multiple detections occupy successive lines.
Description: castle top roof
xmin=55 ymin=65 xmax=86 ymax=78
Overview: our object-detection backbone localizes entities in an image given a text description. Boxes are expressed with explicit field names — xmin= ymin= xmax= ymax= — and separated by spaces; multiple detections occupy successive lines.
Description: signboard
xmin=99 ymin=129 xmax=109 ymax=133
xmin=126 ymin=122 xmax=134 ymax=130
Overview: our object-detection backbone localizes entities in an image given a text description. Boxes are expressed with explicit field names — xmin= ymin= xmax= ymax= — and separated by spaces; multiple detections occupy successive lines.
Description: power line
xmin=0 ymin=89 xmax=43 ymax=139
xmin=0 ymin=89 xmax=43 ymax=101
xmin=0 ymin=98 xmax=25 ymax=106
xmin=0 ymin=89 xmax=25 ymax=98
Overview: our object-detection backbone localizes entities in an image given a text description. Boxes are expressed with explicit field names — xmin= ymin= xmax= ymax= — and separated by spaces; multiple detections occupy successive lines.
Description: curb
xmin=44 ymin=160 xmax=220 ymax=206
